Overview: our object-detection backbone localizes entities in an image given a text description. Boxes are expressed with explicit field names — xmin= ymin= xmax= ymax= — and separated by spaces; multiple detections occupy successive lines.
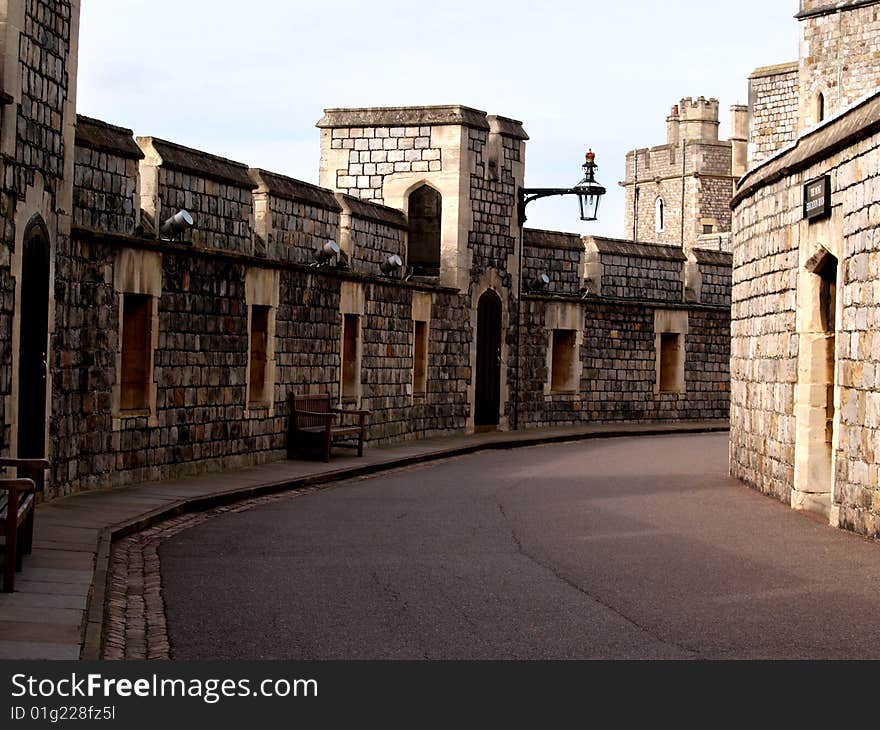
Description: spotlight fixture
xmin=380 ymin=254 xmax=403 ymax=277
xmin=313 ymin=240 xmax=340 ymax=266
xmin=160 ymin=209 xmax=194 ymax=240
xmin=526 ymin=273 xmax=550 ymax=292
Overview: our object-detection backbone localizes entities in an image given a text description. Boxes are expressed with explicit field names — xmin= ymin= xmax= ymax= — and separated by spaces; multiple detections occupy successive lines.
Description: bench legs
xmin=3 ymin=491 xmax=19 ymax=593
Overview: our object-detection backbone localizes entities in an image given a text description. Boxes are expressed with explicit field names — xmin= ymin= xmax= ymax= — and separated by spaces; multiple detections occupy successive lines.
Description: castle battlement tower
xmin=622 ymin=97 xmax=744 ymax=250
xmin=797 ymin=0 xmax=880 ymax=130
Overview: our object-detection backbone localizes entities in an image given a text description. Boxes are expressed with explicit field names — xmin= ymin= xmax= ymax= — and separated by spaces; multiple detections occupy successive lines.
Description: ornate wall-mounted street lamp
xmin=517 ymin=150 xmax=606 ymax=226
xmin=513 ymin=150 xmax=606 ymax=430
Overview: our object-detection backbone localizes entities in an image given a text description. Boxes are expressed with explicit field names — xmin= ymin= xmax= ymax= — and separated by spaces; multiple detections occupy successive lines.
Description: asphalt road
xmin=160 ymin=433 xmax=880 ymax=659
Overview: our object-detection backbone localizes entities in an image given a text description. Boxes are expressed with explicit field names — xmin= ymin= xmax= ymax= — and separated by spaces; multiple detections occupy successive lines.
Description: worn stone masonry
xmin=748 ymin=63 xmax=800 ymax=165
xmin=1 ymin=0 xmax=79 ymax=469
xmin=0 ymin=3 xmax=732 ymax=501
xmin=522 ymin=229 xmax=582 ymax=297
xmin=732 ymin=86 xmax=880 ymax=536
xmin=73 ymin=116 xmax=142 ymax=236
xmin=797 ymin=0 xmax=880 ymax=130
xmin=730 ymin=1 xmax=880 ymax=539
xmin=323 ymin=123 xmax=441 ymax=202
xmin=621 ymin=97 xmax=745 ymax=251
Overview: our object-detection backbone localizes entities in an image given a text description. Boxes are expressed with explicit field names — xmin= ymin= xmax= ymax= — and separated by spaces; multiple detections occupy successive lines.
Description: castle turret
xmin=678 ymin=97 xmax=720 ymax=143
xmin=622 ymin=96 xmax=736 ymax=249
xmin=797 ymin=0 xmax=880 ymax=130
xmin=730 ymin=104 xmax=749 ymax=178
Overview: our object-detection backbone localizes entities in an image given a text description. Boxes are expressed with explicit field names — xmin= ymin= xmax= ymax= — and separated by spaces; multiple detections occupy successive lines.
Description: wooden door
xmin=475 ymin=290 xmax=502 ymax=427
xmin=17 ymin=223 xmax=50 ymax=463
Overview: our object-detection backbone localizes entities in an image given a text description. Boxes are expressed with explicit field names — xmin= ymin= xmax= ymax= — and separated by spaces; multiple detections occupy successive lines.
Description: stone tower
xmin=797 ymin=0 xmax=880 ymax=130
xmin=0 ymin=1 xmax=81 ymax=461
xmin=622 ymin=97 xmax=744 ymax=249
xmin=317 ymin=106 xmax=526 ymax=293
xmin=317 ymin=105 xmax=528 ymax=431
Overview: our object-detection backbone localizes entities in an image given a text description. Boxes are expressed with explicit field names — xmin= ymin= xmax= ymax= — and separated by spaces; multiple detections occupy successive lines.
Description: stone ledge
xmin=75 ymin=115 xmax=144 ymax=160
xmin=137 ymin=136 xmax=256 ymax=189
xmin=749 ymin=62 xmax=798 ymax=80
xmin=249 ymin=168 xmax=341 ymax=212
xmin=487 ymin=115 xmax=529 ymax=140
xmin=336 ymin=194 xmax=407 ymax=229
xmin=796 ymin=0 xmax=880 ymax=18
xmin=586 ymin=236 xmax=688 ymax=262
xmin=524 ymin=227 xmax=583 ymax=251
xmin=691 ymin=248 xmax=733 ymax=266
xmin=734 ymin=89 xmax=880 ymax=207
xmin=317 ymin=105 xmax=491 ymax=131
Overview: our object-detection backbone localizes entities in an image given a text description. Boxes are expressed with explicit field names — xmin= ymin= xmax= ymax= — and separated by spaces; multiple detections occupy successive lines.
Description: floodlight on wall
xmin=380 ymin=254 xmax=403 ymax=277
xmin=525 ymin=273 xmax=550 ymax=293
xmin=313 ymin=240 xmax=341 ymax=267
xmin=160 ymin=209 xmax=194 ymax=240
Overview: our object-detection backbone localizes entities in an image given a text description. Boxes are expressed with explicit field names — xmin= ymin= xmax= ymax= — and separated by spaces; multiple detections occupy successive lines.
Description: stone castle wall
xmin=517 ymin=298 xmax=730 ymax=428
xmin=0 ymin=16 xmax=733 ymax=502
xmin=325 ymin=124 xmax=442 ymax=203
xmin=250 ymin=170 xmax=341 ymax=264
xmin=797 ymin=0 xmax=880 ymax=130
xmin=45 ymin=116 xmax=732 ymax=498
xmin=73 ymin=116 xmax=142 ymax=236
xmin=522 ymin=229 xmax=582 ymax=297
xmin=731 ymin=90 xmax=880 ymax=536
xmin=1 ymin=0 xmax=79 ymax=461
xmin=622 ymin=97 xmax=737 ymax=248
xmin=748 ymin=63 xmax=799 ymax=165
xmin=585 ymin=238 xmax=686 ymax=302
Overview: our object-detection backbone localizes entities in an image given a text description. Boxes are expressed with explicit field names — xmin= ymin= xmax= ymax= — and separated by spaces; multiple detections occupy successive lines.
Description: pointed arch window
xmin=817 ymin=92 xmax=825 ymax=123
xmin=655 ymin=197 xmax=665 ymax=233
xmin=407 ymin=185 xmax=441 ymax=276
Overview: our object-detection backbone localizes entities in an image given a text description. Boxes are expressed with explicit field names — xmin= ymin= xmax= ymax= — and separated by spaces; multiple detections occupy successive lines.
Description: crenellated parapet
xmin=71 ymin=119 xmax=414 ymax=280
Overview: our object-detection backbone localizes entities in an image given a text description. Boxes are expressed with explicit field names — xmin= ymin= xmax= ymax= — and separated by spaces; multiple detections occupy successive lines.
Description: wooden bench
xmin=288 ymin=393 xmax=369 ymax=462
xmin=0 ymin=458 xmax=50 ymax=592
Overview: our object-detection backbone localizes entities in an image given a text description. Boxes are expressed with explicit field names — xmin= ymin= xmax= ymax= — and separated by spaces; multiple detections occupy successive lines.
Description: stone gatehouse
xmin=0 ymin=0 xmax=732 ymax=500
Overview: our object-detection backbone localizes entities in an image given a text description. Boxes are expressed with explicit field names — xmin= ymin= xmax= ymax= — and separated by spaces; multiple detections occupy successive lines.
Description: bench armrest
xmin=294 ymin=410 xmax=337 ymax=420
xmin=0 ymin=478 xmax=36 ymax=493
xmin=0 ymin=458 xmax=50 ymax=471
xmin=332 ymin=408 xmax=370 ymax=417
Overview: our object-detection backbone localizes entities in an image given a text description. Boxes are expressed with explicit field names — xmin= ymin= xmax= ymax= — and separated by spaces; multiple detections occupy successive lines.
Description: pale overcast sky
xmin=77 ymin=1 xmax=798 ymax=238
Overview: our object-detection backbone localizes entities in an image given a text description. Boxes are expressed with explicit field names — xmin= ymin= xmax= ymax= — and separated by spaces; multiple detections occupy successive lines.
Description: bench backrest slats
xmin=291 ymin=393 xmax=331 ymax=430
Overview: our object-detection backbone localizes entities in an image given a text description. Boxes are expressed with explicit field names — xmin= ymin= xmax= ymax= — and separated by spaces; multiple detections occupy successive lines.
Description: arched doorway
xmin=475 ymin=290 xmax=502 ymax=427
xmin=17 ymin=219 xmax=50 ymax=463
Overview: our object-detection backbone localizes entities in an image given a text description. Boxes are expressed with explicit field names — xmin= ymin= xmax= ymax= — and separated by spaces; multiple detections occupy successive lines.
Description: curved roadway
xmin=160 ymin=433 xmax=880 ymax=659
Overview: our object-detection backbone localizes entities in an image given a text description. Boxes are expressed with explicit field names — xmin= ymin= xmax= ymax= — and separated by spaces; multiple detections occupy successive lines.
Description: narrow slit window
xmin=249 ymin=305 xmax=270 ymax=405
xmin=413 ymin=320 xmax=428 ymax=396
xmin=342 ymin=314 xmax=360 ymax=399
xmin=655 ymin=197 xmax=665 ymax=233
xmin=658 ymin=332 xmax=683 ymax=393
xmin=817 ymin=92 xmax=825 ymax=123
xmin=121 ymin=293 xmax=152 ymax=411
xmin=550 ymin=329 xmax=578 ymax=392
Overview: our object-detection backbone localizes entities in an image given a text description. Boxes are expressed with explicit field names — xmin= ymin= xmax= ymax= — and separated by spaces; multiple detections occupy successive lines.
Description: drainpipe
xmin=837 ymin=10 xmax=843 ymax=112
xmin=680 ymin=137 xmax=686 ymax=252
xmin=633 ymin=152 xmax=639 ymax=242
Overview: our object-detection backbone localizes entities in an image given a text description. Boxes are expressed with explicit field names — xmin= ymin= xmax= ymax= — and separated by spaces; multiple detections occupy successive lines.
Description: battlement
xmin=678 ymin=96 xmax=720 ymax=122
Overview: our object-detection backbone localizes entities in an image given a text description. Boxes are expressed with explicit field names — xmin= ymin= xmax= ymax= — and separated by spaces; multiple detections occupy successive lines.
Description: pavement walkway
xmin=0 ymin=420 xmax=727 ymax=660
